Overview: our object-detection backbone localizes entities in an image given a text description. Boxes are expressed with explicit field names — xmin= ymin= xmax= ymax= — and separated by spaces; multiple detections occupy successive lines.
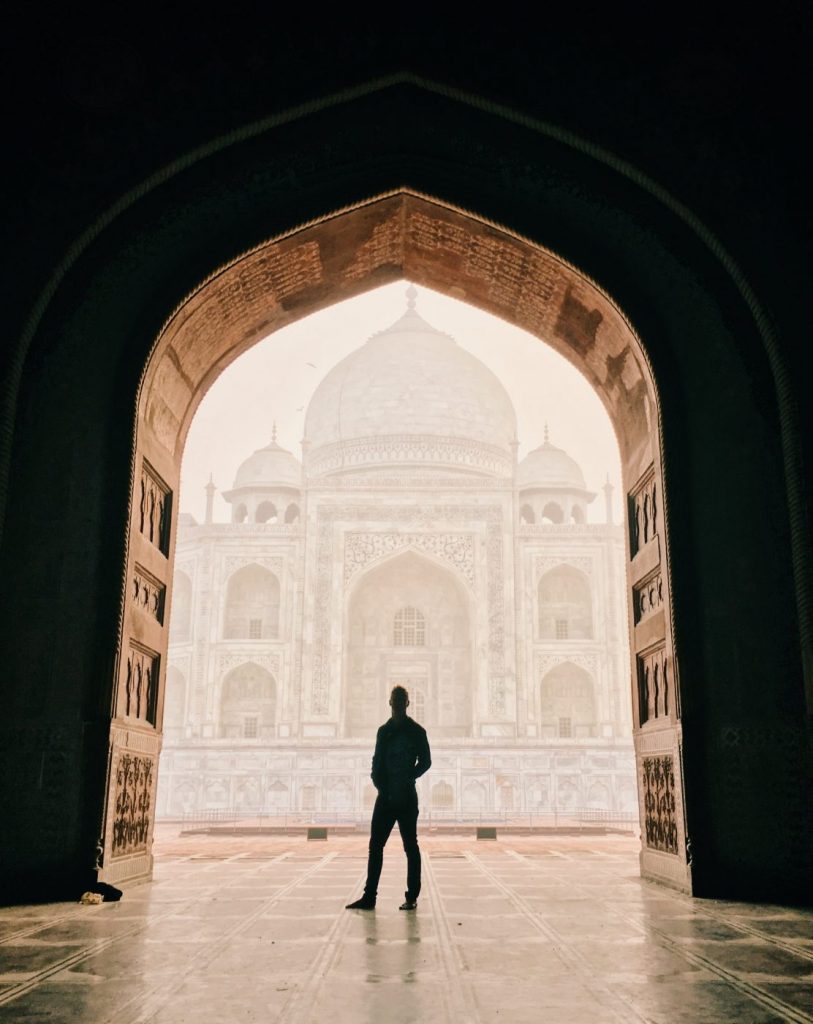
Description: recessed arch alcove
xmin=1 ymin=82 xmax=809 ymax=906
xmin=343 ymin=547 xmax=475 ymax=739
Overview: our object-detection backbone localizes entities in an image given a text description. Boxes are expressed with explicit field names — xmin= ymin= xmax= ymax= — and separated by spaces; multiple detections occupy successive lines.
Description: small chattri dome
xmin=518 ymin=430 xmax=587 ymax=491
xmin=232 ymin=429 xmax=301 ymax=490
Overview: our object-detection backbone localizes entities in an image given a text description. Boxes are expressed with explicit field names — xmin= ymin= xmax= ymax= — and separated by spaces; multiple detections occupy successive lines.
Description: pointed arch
xmin=538 ymin=565 xmax=593 ymax=640
xmin=219 ymin=661 xmax=276 ymax=739
xmin=540 ymin=661 xmax=596 ymax=738
xmin=224 ymin=563 xmax=280 ymax=639
xmin=344 ymin=548 xmax=473 ymax=739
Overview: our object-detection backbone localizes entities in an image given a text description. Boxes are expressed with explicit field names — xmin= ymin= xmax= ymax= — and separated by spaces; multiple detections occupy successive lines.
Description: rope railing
xmin=172 ymin=807 xmax=639 ymax=831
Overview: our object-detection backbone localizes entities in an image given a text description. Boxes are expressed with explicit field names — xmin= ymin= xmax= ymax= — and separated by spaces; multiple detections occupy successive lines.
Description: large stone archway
xmin=102 ymin=191 xmax=688 ymax=892
xmin=1 ymin=79 xmax=809 ymax=905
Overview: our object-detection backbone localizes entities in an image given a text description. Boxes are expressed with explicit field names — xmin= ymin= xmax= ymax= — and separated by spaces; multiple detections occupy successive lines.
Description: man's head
xmin=389 ymin=685 xmax=409 ymax=719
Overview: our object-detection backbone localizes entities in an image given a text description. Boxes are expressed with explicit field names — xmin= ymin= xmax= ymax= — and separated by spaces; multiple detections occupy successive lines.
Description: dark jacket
xmin=371 ymin=716 xmax=431 ymax=804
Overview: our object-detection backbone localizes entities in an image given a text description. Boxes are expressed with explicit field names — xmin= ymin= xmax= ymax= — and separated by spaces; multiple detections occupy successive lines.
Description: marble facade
xmin=156 ymin=293 xmax=634 ymax=821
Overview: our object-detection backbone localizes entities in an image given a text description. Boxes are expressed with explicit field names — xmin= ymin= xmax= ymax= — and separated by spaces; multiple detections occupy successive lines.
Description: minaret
xmin=204 ymin=473 xmax=217 ymax=524
xmin=603 ymin=473 xmax=614 ymax=525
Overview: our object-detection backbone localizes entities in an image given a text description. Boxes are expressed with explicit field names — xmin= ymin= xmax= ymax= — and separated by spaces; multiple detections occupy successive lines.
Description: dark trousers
xmin=364 ymin=791 xmax=421 ymax=901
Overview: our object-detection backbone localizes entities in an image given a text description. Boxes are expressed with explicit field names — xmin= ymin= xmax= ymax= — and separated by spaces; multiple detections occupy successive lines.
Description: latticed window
xmin=555 ymin=619 xmax=569 ymax=639
xmin=243 ymin=716 xmax=258 ymax=738
xmin=248 ymin=618 xmax=263 ymax=639
xmin=432 ymin=781 xmax=454 ymax=809
xmin=413 ymin=689 xmax=426 ymax=722
xmin=558 ymin=716 xmax=572 ymax=738
xmin=394 ymin=606 xmax=426 ymax=646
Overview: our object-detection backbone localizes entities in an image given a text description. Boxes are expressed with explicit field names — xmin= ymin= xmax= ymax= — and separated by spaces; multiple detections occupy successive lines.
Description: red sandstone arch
xmin=102 ymin=191 xmax=688 ymax=893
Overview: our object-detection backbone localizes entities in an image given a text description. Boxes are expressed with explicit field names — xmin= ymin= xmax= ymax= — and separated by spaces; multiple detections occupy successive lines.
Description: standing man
xmin=346 ymin=685 xmax=431 ymax=911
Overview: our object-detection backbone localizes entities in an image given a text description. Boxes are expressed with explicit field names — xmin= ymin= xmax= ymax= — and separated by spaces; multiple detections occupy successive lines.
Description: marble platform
xmin=1 ymin=834 xmax=811 ymax=1023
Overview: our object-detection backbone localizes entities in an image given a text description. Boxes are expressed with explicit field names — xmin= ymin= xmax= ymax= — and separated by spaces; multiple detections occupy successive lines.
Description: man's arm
xmin=370 ymin=727 xmax=386 ymax=790
xmin=413 ymin=727 xmax=431 ymax=780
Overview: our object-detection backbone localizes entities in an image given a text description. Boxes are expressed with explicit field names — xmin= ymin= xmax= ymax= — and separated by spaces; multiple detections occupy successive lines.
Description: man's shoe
xmin=345 ymin=896 xmax=376 ymax=910
xmin=399 ymin=894 xmax=417 ymax=911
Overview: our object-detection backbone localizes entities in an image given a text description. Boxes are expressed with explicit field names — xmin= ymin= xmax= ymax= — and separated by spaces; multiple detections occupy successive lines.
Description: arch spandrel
xmin=140 ymin=192 xmax=655 ymax=476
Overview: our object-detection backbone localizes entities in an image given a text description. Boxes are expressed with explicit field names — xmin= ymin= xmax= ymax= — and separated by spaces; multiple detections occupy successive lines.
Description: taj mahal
xmin=156 ymin=288 xmax=636 ymax=821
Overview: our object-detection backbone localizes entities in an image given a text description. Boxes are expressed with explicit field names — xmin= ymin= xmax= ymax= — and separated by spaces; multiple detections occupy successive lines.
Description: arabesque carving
xmin=642 ymin=756 xmax=678 ymax=854
xmin=344 ymin=532 xmax=475 ymax=587
xmin=112 ymin=752 xmax=154 ymax=857
xmin=306 ymin=434 xmax=512 ymax=478
xmin=223 ymin=555 xmax=285 ymax=576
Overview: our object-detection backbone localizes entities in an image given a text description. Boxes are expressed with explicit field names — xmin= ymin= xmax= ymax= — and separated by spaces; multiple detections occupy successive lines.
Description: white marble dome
xmin=304 ymin=287 xmax=517 ymax=477
xmin=518 ymin=436 xmax=587 ymax=491
xmin=232 ymin=437 xmax=301 ymax=489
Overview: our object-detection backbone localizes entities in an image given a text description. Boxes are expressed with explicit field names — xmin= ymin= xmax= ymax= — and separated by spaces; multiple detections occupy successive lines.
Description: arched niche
xmin=540 ymin=662 xmax=596 ymax=738
xmin=219 ymin=661 xmax=276 ymax=739
xmin=343 ymin=549 xmax=473 ymax=738
xmin=284 ymin=503 xmax=300 ymax=524
xmin=432 ymin=781 xmax=454 ymax=810
xmin=520 ymin=503 xmax=536 ymax=525
xmin=538 ymin=565 xmax=593 ymax=640
xmin=223 ymin=564 xmax=280 ymax=640
xmin=541 ymin=501 xmax=564 ymax=524
xmin=255 ymin=500 xmax=277 ymax=524
xmin=462 ymin=779 xmax=487 ymax=812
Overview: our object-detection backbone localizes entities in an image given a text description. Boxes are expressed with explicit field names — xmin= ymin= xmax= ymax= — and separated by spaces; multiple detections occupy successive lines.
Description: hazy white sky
xmin=180 ymin=281 xmax=623 ymax=523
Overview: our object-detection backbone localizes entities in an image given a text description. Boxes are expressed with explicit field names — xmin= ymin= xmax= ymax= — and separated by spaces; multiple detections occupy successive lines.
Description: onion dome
xmin=303 ymin=286 xmax=517 ymax=478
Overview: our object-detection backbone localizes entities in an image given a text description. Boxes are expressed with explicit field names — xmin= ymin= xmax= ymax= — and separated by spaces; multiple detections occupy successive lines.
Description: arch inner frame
xmin=107 ymin=189 xmax=688 ymax=893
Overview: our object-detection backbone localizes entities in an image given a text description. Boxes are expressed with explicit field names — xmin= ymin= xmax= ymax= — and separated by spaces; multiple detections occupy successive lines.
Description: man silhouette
xmin=346 ymin=685 xmax=431 ymax=911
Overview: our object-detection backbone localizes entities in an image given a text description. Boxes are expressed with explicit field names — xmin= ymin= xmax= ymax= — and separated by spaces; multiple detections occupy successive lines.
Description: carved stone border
xmin=343 ymin=531 xmax=476 ymax=587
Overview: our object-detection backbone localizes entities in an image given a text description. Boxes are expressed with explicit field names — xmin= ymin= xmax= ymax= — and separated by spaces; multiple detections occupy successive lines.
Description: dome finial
xmin=544 ymin=422 xmax=550 ymax=445
xmin=405 ymin=284 xmax=417 ymax=310
xmin=272 ymin=420 xmax=277 ymax=443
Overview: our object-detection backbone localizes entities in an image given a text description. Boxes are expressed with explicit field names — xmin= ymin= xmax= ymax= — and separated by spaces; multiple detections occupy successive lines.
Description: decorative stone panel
xmin=344 ymin=532 xmax=475 ymax=587
xmin=642 ymin=755 xmax=678 ymax=854
xmin=637 ymin=644 xmax=669 ymax=724
xmin=138 ymin=460 xmax=171 ymax=555
xmin=125 ymin=642 xmax=160 ymax=725
xmin=216 ymin=652 xmax=281 ymax=676
xmin=306 ymin=434 xmax=513 ymax=479
xmin=223 ymin=555 xmax=285 ymax=576
xmin=633 ymin=569 xmax=663 ymax=624
xmin=535 ymin=555 xmax=592 ymax=578
xmin=537 ymin=652 xmax=597 ymax=677
xmin=629 ymin=468 xmax=658 ymax=557
xmin=132 ymin=565 xmax=165 ymax=624
xmin=111 ymin=752 xmax=155 ymax=858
